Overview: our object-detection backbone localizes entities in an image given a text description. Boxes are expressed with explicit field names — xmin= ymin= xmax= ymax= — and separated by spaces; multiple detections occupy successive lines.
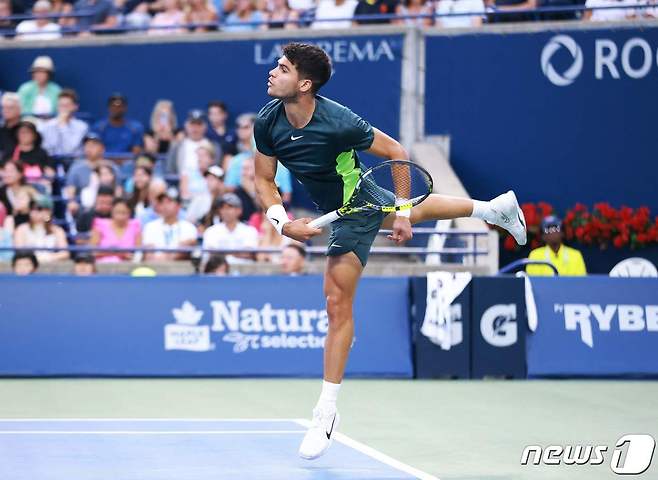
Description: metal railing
xmin=0 ymin=228 xmax=490 ymax=258
xmin=498 ymin=258 xmax=559 ymax=275
xmin=1 ymin=4 xmax=653 ymax=38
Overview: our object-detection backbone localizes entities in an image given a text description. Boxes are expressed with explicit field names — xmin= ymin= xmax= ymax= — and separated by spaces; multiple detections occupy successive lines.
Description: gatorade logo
xmin=480 ymin=304 xmax=518 ymax=347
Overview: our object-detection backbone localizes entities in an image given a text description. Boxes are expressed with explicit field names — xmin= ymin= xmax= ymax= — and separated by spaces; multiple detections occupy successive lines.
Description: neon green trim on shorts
xmin=336 ymin=150 xmax=361 ymax=205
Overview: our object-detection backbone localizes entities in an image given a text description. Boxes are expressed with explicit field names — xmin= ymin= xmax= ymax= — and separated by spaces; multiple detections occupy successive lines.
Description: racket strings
xmin=365 ymin=161 xmax=433 ymax=208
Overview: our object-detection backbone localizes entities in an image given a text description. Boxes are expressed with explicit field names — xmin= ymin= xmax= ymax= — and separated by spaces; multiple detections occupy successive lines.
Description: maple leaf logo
xmin=172 ymin=301 xmax=204 ymax=325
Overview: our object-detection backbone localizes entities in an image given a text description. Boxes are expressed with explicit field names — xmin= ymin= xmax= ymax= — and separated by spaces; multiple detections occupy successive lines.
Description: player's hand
xmin=282 ymin=218 xmax=322 ymax=242
xmin=388 ymin=216 xmax=412 ymax=245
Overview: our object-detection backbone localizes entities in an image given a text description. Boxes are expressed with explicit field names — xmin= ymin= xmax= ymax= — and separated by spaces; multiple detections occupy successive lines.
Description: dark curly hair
xmin=282 ymin=43 xmax=332 ymax=94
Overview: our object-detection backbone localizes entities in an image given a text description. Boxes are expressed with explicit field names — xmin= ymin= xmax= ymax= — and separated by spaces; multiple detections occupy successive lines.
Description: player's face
xmin=268 ymin=56 xmax=304 ymax=100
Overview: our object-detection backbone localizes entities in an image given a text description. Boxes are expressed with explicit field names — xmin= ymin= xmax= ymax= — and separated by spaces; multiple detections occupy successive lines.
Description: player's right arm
xmin=254 ymin=151 xmax=321 ymax=242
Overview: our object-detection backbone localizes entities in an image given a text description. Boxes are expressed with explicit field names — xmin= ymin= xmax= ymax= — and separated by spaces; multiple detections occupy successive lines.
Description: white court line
xmin=0 ymin=430 xmax=304 ymax=435
xmin=0 ymin=418 xmax=296 ymax=422
xmin=295 ymin=419 xmax=440 ymax=480
xmin=0 ymin=418 xmax=440 ymax=480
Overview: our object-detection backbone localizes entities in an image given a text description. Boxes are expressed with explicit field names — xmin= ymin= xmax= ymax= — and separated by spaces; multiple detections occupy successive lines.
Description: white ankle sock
xmin=471 ymin=200 xmax=496 ymax=223
xmin=316 ymin=380 xmax=341 ymax=411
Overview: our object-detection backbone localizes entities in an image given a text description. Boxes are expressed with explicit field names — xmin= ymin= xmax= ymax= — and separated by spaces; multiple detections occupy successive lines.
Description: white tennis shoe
xmin=489 ymin=190 xmax=527 ymax=246
xmin=298 ymin=407 xmax=340 ymax=460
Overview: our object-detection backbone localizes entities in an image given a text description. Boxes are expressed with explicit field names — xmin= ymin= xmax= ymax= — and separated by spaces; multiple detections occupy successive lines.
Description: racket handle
xmin=308 ymin=210 xmax=340 ymax=228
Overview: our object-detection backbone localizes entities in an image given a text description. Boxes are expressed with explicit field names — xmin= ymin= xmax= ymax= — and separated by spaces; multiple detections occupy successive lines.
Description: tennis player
xmin=254 ymin=42 xmax=526 ymax=460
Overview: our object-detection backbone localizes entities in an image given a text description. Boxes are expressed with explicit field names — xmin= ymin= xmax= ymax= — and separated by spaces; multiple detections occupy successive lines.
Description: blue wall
xmin=0 ymin=35 xmax=402 ymax=140
xmin=1 ymin=274 xmax=656 ymax=378
xmin=425 ymin=25 xmax=658 ymax=212
xmin=0 ymin=275 xmax=412 ymax=377
xmin=528 ymin=277 xmax=658 ymax=377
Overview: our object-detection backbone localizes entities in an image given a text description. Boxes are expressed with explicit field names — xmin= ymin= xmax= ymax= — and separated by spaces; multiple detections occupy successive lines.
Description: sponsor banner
xmin=471 ymin=277 xmax=527 ymax=378
xmin=0 ymin=276 xmax=412 ymax=377
xmin=0 ymin=35 xmax=402 ymax=148
xmin=425 ymin=26 xmax=658 ymax=212
xmin=527 ymin=277 xmax=658 ymax=377
xmin=410 ymin=276 xmax=471 ymax=378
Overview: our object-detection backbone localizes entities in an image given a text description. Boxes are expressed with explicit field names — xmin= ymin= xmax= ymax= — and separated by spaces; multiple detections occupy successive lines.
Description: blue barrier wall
xmin=0 ymin=275 xmax=412 ymax=377
xmin=410 ymin=276 xmax=471 ymax=378
xmin=410 ymin=276 xmax=527 ymax=378
xmin=527 ymin=277 xmax=658 ymax=377
xmin=425 ymin=26 xmax=658 ymax=212
xmin=0 ymin=35 xmax=402 ymax=143
xmin=471 ymin=277 xmax=527 ymax=378
xmin=3 ymin=275 xmax=655 ymax=378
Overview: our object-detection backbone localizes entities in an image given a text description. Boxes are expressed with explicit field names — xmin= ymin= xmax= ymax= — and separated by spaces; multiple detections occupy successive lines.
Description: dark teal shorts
xmin=326 ymin=209 xmax=387 ymax=267
xmin=325 ymin=183 xmax=395 ymax=266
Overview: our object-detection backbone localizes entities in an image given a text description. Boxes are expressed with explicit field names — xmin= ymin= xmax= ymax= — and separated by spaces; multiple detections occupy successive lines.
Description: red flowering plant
xmin=499 ymin=202 xmax=658 ymax=251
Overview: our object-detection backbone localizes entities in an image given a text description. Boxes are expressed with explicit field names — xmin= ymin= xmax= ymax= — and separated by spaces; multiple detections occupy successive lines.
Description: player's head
xmin=268 ymin=43 xmax=332 ymax=100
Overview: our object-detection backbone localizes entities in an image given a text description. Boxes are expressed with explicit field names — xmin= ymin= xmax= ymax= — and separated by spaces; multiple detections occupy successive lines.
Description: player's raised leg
xmin=298 ymin=251 xmax=362 ymax=460
xmin=383 ymin=191 xmax=527 ymax=245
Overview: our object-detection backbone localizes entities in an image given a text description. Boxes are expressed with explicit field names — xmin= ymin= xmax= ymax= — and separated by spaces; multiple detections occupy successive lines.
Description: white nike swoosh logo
xmin=330 ymin=243 xmax=343 ymax=248
xmin=291 ymin=135 xmax=303 ymax=141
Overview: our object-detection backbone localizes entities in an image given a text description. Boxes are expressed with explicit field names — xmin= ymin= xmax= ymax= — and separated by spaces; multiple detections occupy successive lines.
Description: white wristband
xmin=395 ymin=198 xmax=411 ymax=218
xmin=266 ymin=204 xmax=291 ymax=235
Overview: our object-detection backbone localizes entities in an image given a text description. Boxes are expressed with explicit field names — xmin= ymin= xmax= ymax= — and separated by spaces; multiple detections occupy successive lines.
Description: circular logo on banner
xmin=541 ymin=35 xmax=583 ymax=87
xmin=480 ymin=304 xmax=518 ymax=347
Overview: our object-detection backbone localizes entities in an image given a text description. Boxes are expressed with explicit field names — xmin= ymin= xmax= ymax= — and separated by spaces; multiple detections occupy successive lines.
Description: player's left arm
xmin=366 ymin=128 xmax=413 ymax=245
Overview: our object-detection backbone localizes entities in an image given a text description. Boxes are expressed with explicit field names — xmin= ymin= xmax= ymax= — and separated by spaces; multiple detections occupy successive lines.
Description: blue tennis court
xmin=0 ymin=419 xmax=438 ymax=480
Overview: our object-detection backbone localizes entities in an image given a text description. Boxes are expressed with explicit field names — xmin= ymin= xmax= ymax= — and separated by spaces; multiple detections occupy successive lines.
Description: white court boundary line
xmin=0 ymin=418 xmax=440 ymax=480
xmin=0 ymin=418 xmax=296 ymax=422
xmin=294 ymin=419 xmax=440 ymax=480
xmin=0 ymin=430 xmax=303 ymax=435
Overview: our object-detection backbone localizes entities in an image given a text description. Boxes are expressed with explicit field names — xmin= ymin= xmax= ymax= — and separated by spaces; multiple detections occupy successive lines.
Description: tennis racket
xmin=308 ymin=160 xmax=433 ymax=228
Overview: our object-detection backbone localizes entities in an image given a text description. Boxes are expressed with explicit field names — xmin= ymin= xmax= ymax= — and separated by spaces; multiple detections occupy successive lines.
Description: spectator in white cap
xmin=142 ymin=187 xmax=198 ymax=261
xmin=17 ymin=56 xmax=61 ymax=117
xmin=202 ymin=192 xmax=258 ymax=264
xmin=15 ymin=0 xmax=62 ymax=41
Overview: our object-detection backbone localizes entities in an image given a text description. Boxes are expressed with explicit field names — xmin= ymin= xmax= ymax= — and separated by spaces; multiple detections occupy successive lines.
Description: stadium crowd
xmin=0 ymin=55 xmax=311 ymax=275
xmin=0 ymin=0 xmax=655 ymax=40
